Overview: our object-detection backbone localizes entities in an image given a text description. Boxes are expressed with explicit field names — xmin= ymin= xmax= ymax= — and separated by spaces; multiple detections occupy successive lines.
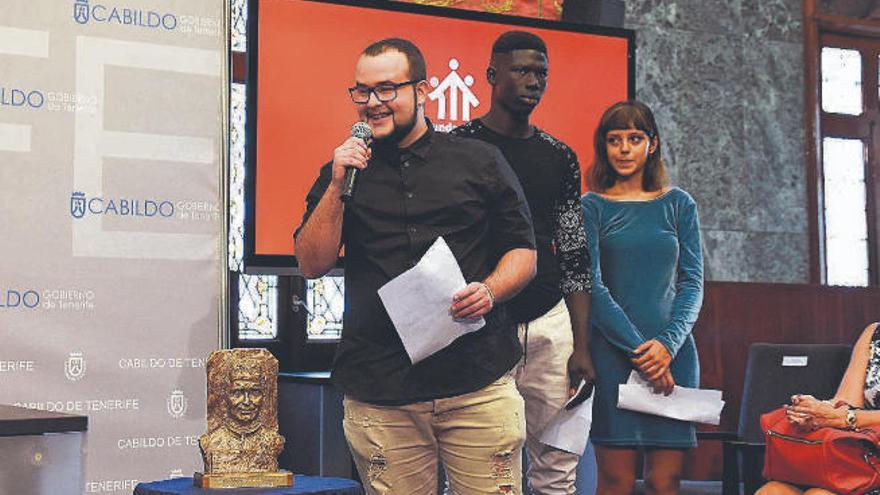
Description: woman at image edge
xmin=756 ymin=321 xmax=880 ymax=495
xmin=581 ymin=100 xmax=704 ymax=495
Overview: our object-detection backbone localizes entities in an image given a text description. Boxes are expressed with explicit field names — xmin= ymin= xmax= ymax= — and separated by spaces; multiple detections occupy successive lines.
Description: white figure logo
xmin=428 ymin=58 xmax=479 ymax=122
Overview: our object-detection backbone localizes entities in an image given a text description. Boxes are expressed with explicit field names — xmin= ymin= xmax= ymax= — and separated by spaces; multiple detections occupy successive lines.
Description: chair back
xmin=738 ymin=343 xmax=851 ymax=443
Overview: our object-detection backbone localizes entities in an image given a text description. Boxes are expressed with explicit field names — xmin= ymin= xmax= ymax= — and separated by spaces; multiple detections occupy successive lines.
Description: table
xmin=0 ymin=404 xmax=87 ymax=495
xmin=0 ymin=404 xmax=87 ymax=436
xmin=134 ymin=476 xmax=363 ymax=495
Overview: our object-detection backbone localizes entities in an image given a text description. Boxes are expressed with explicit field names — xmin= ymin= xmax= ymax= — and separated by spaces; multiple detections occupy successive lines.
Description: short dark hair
xmin=362 ymin=38 xmax=427 ymax=81
xmin=491 ymin=31 xmax=547 ymax=56
xmin=588 ymin=100 xmax=669 ymax=192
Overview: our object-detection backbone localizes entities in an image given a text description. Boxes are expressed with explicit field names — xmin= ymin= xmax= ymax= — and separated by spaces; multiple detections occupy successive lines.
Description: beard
xmin=383 ymin=109 xmax=418 ymax=146
xmin=380 ymin=87 xmax=420 ymax=146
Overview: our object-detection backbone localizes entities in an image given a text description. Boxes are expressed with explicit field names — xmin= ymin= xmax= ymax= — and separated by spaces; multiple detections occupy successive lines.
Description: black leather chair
xmin=702 ymin=343 xmax=852 ymax=495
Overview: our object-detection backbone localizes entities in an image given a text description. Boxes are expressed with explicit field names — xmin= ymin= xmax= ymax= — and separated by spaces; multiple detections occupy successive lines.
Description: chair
xmin=704 ymin=343 xmax=852 ymax=495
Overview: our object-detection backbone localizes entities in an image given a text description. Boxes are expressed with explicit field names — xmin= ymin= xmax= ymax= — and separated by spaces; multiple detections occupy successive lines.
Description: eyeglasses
xmin=348 ymin=80 xmax=419 ymax=104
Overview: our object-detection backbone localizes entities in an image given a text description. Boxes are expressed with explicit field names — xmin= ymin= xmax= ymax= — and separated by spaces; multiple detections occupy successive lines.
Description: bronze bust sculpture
xmin=195 ymin=349 xmax=291 ymax=488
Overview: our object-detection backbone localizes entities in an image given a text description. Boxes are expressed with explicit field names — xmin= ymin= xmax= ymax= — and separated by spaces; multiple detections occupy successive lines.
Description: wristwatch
xmin=846 ymin=408 xmax=858 ymax=430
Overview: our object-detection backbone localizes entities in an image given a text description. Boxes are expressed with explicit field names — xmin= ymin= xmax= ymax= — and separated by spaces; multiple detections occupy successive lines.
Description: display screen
xmin=247 ymin=0 xmax=633 ymax=269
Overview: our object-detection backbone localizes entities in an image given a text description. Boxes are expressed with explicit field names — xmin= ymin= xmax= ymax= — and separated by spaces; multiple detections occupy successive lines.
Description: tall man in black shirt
xmin=452 ymin=31 xmax=594 ymax=495
xmin=295 ymin=38 xmax=538 ymax=494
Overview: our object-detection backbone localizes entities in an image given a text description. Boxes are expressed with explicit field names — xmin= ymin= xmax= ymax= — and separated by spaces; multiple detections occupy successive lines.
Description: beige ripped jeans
xmin=343 ymin=375 xmax=526 ymax=495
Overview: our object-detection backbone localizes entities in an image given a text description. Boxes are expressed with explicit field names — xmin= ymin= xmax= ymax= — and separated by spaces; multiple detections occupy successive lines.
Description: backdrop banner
xmin=0 ymin=1 xmax=225 ymax=493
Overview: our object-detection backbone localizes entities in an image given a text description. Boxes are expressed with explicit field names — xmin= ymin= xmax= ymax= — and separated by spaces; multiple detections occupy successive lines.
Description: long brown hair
xmin=588 ymin=100 xmax=669 ymax=192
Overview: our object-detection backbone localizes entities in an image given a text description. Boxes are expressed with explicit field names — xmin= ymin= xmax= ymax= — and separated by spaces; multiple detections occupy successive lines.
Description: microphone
xmin=340 ymin=121 xmax=373 ymax=202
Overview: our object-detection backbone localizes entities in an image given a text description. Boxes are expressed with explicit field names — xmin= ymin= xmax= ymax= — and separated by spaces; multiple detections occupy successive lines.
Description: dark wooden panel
xmin=0 ymin=404 xmax=87 ymax=436
xmin=818 ymin=13 xmax=880 ymax=37
xmin=806 ymin=0 xmax=823 ymax=284
xmin=684 ymin=281 xmax=880 ymax=480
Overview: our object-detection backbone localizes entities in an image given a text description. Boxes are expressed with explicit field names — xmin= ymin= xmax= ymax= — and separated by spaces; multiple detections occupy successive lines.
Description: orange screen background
xmin=255 ymin=0 xmax=631 ymax=258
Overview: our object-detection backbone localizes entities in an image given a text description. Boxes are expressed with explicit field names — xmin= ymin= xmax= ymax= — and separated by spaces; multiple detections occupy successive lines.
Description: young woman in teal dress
xmin=581 ymin=101 xmax=704 ymax=495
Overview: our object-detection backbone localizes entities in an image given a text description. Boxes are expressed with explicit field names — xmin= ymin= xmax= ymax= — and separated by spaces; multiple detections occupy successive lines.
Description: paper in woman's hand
xmin=617 ymin=371 xmax=724 ymax=425
xmin=377 ymin=237 xmax=485 ymax=364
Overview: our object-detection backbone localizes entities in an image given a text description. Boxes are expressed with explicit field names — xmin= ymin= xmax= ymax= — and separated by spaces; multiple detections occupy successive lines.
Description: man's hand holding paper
xmin=377 ymin=237 xmax=486 ymax=364
xmin=450 ymin=281 xmax=494 ymax=320
xmin=539 ymin=379 xmax=594 ymax=455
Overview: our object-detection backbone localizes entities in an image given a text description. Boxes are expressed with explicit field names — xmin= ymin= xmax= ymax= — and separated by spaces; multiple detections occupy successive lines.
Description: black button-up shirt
xmin=298 ymin=123 xmax=535 ymax=405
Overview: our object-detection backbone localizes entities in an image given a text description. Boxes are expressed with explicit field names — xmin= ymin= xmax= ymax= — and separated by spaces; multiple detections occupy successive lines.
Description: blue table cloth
xmin=134 ymin=476 xmax=363 ymax=495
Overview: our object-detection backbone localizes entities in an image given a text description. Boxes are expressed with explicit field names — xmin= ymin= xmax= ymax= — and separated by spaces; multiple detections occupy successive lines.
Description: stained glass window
xmin=823 ymin=138 xmax=869 ymax=287
xmin=230 ymin=0 xmax=343 ymax=341
xmin=231 ymin=0 xmax=247 ymax=52
xmin=230 ymin=83 xmax=246 ymax=272
xmin=238 ymin=274 xmax=279 ymax=338
xmin=231 ymin=82 xmax=278 ymax=338
xmin=306 ymin=276 xmax=344 ymax=340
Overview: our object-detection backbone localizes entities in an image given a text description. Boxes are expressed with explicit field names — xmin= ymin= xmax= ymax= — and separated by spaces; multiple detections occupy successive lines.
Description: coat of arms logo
xmin=64 ymin=352 xmax=86 ymax=381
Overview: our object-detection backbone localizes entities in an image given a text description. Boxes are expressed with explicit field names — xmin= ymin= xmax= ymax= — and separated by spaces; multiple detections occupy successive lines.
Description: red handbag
xmin=762 ymin=407 xmax=880 ymax=495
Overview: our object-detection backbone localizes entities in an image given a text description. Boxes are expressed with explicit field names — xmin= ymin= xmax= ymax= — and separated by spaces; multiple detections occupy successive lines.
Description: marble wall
xmin=623 ymin=0 xmax=809 ymax=282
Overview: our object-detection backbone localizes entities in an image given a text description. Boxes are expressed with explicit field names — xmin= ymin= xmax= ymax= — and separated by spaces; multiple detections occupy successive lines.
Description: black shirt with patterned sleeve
xmin=297 ymin=122 xmax=536 ymax=405
xmin=451 ymin=119 xmax=591 ymax=324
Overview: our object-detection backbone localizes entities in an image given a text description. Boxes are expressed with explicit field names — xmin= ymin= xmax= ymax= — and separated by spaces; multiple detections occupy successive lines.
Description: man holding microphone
xmin=295 ymin=38 xmax=537 ymax=494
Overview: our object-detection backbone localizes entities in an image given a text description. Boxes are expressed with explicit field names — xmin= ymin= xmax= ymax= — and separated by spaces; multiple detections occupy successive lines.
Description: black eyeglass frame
xmin=348 ymin=79 xmax=421 ymax=103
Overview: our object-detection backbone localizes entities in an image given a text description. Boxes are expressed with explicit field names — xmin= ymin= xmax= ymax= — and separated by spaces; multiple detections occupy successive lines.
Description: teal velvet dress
xmin=581 ymin=187 xmax=704 ymax=448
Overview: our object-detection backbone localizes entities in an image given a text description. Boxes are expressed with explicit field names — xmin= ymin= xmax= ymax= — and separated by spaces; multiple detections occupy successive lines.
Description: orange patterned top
xmin=393 ymin=0 xmax=563 ymax=20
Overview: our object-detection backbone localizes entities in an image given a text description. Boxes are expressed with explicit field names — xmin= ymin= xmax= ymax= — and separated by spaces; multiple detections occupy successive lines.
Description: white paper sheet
xmin=538 ymin=380 xmax=594 ymax=455
xmin=617 ymin=371 xmax=725 ymax=425
xmin=539 ymin=398 xmax=594 ymax=455
xmin=377 ymin=237 xmax=485 ymax=364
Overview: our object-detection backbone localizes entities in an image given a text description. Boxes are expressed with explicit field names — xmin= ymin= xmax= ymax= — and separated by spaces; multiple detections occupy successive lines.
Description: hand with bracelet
xmin=450 ymin=281 xmax=495 ymax=320
xmin=786 ymin=394 xmax=856 ymax=431
xmin=757 ymin=323 xmax=880 ymax=495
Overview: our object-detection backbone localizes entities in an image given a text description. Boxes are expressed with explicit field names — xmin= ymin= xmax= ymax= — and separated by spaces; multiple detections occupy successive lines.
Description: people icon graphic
xmin=428 ymin=58 xmax=480 ymax=121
